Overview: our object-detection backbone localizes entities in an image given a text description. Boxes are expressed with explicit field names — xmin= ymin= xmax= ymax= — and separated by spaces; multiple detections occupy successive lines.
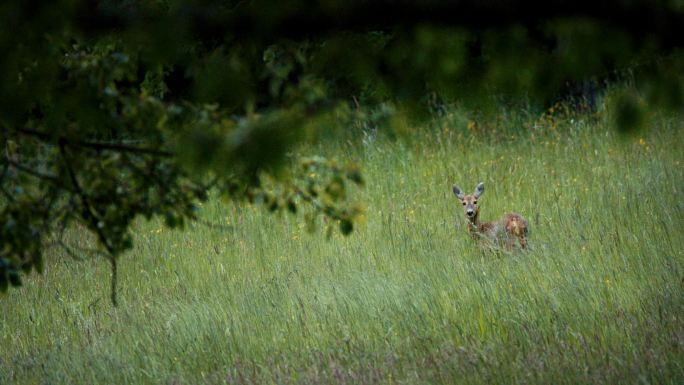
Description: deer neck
xmin=467 ymin=212 xmax=482 ymax=232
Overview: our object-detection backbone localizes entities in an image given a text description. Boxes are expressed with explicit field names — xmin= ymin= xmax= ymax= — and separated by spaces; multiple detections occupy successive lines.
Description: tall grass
xmin=2 ymin=109 xmax=683 ymax=384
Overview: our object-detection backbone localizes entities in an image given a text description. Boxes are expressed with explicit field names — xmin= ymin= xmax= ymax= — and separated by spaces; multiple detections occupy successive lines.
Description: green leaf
xmin=0 ymin=273 xmax=8 ymax=293
xmin=287 ymin=199 xmax=297 ymax=214
xmin=35 ymin=254 xmax=44 ymax=274
xmin=9 ymin=272 xmax=22 ymax=287
xmin=340 ymin=219 xmax=353 ymax=235
xmin=612 ymin=90 xmax=647 ymax=135
xmin=346 ymin=168 xmax=364 ymax=186
xmin=165 ymin=214 xmax=178 ymax=228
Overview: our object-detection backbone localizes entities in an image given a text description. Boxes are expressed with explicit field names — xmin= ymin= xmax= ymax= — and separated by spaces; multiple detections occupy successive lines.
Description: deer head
xmin=453 ymin=182 xmax=484 ymax=223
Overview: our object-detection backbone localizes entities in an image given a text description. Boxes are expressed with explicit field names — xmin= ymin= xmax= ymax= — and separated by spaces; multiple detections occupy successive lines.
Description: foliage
xmin=1 ymin=0 xmax=684 ymax=300
xmin=0 ymin=41 xmax=364 ymax=302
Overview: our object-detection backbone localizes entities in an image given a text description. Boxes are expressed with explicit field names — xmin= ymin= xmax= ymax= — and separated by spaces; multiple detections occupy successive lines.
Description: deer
xmin=452 ymin=182 xmax=529 ymax=250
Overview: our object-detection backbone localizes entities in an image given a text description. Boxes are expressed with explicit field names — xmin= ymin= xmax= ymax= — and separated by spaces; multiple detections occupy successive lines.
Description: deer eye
xmin=462 ymin=202 xmax=466 ymax=206
xmin=473 ymin=201 xmax=477 ymax=204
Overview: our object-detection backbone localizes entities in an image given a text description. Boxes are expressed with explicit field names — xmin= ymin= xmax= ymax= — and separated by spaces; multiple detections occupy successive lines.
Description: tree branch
xmin=58 ymin=139 xmax=119 ymax=306
xmin=3 ymin=159 xmax=61 ymax=184
xmin=16 ymin=128 xmax=173 ymax=157
xmin=45 ymin=213 xmax=109 ymax=261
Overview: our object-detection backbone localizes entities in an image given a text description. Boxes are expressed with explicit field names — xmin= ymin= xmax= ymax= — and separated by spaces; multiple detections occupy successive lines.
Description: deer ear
xmin=453 ymin=185 xmax=465 ymax=199
xmin=474 ymin=182 xmax=485 ymax=198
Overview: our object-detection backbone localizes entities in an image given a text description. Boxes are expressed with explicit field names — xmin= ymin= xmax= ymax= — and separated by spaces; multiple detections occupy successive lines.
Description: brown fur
xmin=502 ymin=213 xmax=528 ymax=249
xmin=453 ymin=183 xmax=529 ymax=250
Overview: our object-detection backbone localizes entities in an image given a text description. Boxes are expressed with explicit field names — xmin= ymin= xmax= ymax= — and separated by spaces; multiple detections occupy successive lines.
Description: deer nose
xmin=466 ymin=209 xmax=474 ymax=216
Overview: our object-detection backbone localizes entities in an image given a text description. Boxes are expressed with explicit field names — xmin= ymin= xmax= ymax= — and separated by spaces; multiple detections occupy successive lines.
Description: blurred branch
xmin=16 ymin=128 xmax=173 ymax=157
xmin=3 ymin=159 xmax=61 ymax=184
xmin=58 ymin=140 xmax=112 ymax=254
xmin=58 ymin=139 xmax=119 ymax=306
xmin=53 ymin=238 xmax=109 ymax=261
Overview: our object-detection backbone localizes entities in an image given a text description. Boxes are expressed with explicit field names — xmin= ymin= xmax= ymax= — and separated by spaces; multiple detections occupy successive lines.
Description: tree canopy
xmin=1 ymin=0 xmax=683 ymax=303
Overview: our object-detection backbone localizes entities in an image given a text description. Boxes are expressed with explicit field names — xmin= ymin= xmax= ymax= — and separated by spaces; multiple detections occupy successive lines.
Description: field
xmin=2 ymin=108 xmax=683 ymax=384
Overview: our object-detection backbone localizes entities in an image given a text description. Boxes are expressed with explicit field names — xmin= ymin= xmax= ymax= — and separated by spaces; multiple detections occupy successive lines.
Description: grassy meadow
xmin=1 ymin=108 xmax=683 ymax=384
